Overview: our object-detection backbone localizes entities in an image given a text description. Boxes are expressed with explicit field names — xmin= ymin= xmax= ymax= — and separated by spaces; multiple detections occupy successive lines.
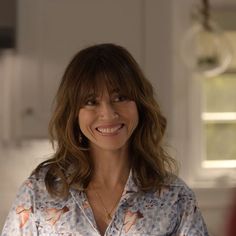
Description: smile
xmin=96 ymin=124 xmax=124 ymax=134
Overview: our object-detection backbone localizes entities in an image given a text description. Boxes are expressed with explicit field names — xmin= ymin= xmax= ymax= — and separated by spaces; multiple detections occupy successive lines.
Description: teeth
xmin=97 ymin=125 xmax=122 ymax=134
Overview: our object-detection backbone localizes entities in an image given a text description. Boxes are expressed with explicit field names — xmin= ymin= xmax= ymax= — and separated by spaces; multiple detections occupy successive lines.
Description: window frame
xmin=171 ymin=1 xmax=236 ymax=188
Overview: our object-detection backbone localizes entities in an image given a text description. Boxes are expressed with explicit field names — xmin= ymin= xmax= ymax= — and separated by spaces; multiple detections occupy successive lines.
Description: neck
xmin=89 ymin=146 xmax=130 ymax=189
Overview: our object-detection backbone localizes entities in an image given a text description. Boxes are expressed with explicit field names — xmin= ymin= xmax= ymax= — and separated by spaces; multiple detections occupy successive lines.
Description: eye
xmin=113 ymin=95 xmax=129 ymax=102
xmin=84 ymin=99 xmax=98 ymax=106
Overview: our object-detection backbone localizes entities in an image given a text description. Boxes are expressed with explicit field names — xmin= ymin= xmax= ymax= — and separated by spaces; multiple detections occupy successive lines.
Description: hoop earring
xmin=79 ymin=132 xmax=83 ymax=144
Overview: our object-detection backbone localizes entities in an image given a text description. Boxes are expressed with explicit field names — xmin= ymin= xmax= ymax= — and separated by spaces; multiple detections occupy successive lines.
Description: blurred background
xmin=0 ymin=0 xmax=236 ymax=235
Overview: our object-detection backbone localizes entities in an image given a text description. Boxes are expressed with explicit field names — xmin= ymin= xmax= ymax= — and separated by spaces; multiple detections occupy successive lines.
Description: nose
xmin=98 ymin=102 xmax=118 ymax=120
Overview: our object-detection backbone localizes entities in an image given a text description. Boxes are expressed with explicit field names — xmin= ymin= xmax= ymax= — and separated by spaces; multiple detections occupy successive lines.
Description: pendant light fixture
xmin=181 ymin=0 xmax=232 ymax=77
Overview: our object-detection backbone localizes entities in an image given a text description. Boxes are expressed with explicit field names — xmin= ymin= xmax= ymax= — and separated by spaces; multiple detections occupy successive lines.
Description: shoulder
xmin=15 ymin=166 xmax=70 ymax=211
xmin=28 ymin=166 xmax=48 ymax=190
xmin=138 ymin=176 xmax=197 ymax=207
xmin=15 ymin=166 xmax=49 ymax=203
xmin=168 ymin=176 xmax=195 ymax=195
xmin=155 ymin=176 xmax=197 ymax=203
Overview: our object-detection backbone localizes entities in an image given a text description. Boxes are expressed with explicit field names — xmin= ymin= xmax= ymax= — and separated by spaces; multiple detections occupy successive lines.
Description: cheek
xmin=78 ymin=109 xmax=90 ymax=129
xmin=125 ymin=102 xmax=139 ymax=127
xmin=131 ymin=102 xmax=139 ymax=118
xmin=133 ymin=112 xmax=139 ymax=129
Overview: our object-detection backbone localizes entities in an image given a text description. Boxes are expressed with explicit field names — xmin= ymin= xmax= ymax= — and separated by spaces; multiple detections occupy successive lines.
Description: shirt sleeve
xmin=174 ymin=188 xmax=209 ymax=236
xmin=1 ymin=179 xmax=38 ymax=236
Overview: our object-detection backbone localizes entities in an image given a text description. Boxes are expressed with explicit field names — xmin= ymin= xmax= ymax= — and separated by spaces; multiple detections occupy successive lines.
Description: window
xmin=201 ymin=31 xmax=236 ymax=168
xmin=171 ymin=4 xmax=236 ymax=185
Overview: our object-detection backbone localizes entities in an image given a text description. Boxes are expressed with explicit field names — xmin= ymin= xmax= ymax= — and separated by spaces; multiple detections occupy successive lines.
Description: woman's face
xmin=78 ymin=87 xmax=139 ymax=152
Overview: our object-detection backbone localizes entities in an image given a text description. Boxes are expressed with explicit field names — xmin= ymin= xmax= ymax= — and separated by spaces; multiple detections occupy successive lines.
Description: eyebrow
xmin=84 ymin=94 xmax=97 ymax=99
xmin=109 ymin=88 xmax=120 ymax=94
xmin=84 ymin=87 xmax=123 ymax=100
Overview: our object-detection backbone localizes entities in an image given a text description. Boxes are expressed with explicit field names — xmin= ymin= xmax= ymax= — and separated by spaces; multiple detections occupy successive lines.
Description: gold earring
xmin=79 ymin=132 xmax=83 ymax=143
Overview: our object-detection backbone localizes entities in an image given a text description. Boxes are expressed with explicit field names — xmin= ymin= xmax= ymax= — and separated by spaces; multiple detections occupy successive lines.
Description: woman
xmin=2 ymin=43 xmax=209 ymax=235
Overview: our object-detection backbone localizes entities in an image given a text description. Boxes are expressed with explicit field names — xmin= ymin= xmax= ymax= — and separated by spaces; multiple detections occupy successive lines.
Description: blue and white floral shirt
xmin=2 ymin=169 xmax=209 ymax=236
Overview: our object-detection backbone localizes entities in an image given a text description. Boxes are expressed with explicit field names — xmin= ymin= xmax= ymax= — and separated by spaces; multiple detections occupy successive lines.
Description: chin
xmin=94 ymin=142 xmax=128 ymax=152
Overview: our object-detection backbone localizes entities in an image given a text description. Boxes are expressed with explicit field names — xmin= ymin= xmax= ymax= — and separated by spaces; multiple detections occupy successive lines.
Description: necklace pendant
xmin=107 ymin=213 xmax=112 ymax=220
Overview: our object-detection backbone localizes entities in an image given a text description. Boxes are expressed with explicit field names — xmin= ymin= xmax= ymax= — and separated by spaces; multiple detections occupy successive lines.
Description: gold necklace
xmin=93 ymin=187 xmax=121 ymax=222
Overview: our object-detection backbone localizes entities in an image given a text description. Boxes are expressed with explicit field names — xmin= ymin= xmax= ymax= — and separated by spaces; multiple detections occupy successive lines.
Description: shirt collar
xmin=122 ymin=169 xmax=139 ymax=195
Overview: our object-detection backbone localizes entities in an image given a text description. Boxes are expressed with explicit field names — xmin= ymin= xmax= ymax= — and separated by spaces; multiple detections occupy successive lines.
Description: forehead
xmin=87 ymin=86 xmax=120 ymax=98
xmin=77 ymin=69 xmax=137 ymax=106
xmin=81 ymin=73 xmax=123 ymax=95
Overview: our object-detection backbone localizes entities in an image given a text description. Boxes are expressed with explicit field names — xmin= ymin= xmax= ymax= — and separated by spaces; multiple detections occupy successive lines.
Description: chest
xmin=86 ymin=188 xmax=124 ymax=235
xmin=34 ymin=192 xmax=179 ymax=235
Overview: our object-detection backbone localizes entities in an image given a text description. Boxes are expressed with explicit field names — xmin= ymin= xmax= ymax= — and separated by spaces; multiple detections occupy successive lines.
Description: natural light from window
xmin=202 ymin=31 xmax=236 ymax=169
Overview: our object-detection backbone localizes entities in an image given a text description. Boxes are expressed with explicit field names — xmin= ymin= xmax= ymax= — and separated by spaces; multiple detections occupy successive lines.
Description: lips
xmin=96 ymin=124 xmax=124 ymax=134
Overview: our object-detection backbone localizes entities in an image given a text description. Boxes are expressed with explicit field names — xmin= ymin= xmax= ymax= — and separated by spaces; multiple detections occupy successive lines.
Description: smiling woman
xmin=78 ymin=88 xmax=139 ymax=152
xmin=1 ymin=43 xmax=209 ymax=236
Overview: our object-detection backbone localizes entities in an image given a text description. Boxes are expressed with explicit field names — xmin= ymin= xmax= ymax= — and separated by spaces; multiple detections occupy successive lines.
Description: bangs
xmin=76 ymin=59 xmax=139 ymax=106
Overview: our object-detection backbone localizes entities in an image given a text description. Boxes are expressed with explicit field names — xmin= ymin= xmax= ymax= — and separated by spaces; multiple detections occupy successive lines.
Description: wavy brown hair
xmin=34 ymin=43 xmax=177 ymax=198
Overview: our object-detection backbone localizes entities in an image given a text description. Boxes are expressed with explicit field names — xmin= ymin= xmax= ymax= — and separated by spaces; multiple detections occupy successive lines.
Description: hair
xmin=34 ymin=43 xmax=177 ymax=198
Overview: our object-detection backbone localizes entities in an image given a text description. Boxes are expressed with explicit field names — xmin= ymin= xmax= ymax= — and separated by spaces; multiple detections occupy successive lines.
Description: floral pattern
xmin=1 ymin=168 xmax=209 ymax=235
xmin=45 ymin=206 xmax=69 ymax=225
xmin=15 ymin=206 xmax=33 ymax=228
xmin=124 ymin=210 xmax=143 ymax=233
